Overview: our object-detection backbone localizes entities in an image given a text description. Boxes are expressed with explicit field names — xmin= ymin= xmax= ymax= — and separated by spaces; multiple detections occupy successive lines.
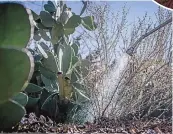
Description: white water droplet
xmin=86 ymin=53 xmax=130 ymax=122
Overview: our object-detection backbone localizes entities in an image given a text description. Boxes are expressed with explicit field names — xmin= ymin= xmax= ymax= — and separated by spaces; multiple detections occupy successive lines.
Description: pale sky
xmin=20 ymin=1 xmax=163 ymax=57
xmin=8 ymin=1 xmax=160 ymax=22
xmin=0 ymin=0 xmax=167 ymax=58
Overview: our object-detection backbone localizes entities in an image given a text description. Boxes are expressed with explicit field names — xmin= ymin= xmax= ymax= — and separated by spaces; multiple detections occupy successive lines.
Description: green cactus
xmin=0 ymin=2 xmax=35 ymax=129
xmin=11 ymin=92 xmax=28 ymax=107
xmin=0 ymin=3 xmax=33 ymax=48
xmin=33 ymin=29 xmax=41 ymax=41
xmin=41 ymin=74 xmax=52 ymax=87
xmin=41 ymin=93 xmax=58 ymax=118
xmin=25 ymin=83 xmax=43 ymax=93
xmin=39 ymin=88 xmax=53 ymax=106
xmin=0 ymin=100 xmax=26 ymax=129
xmin=72 ymin=83 xmax=89 ymax=102
xmin=71 ymin=71 xmax=78 ymax=83
xmin=40 ymin=66 xmax=57 ymax=80
xmin=64 ymin=28 xmax=75 ymax=36
xmin=41 ymin=75 xmax=58 ymax=91
xmin=37 ymin=44 xmax=48 ymax=58
xmin=51 ymin=22 xmax=64 ymax=45
xmin=72 ymin=56 xmax=79 ymax=66
xmin=40 ymin=11 xmax=54 ymax=27
xmin=26 ymin=97 xmax=39 ymax=108
xmin=40 ymin=42 xmax=50 ymax=52
xmin=63 ymin=15 xmax=81 ymax=35
xmin=62 ymin=45 xmax=74 ymax=74
xmin=81 ymin=16 xmax=97 ymax=31
xmin=42 ymin=51 xmax=59 ymax=73
xmin=71 ymin=44 xmax=79 ymax=56
xmin=44 ymin=1 xmax=56 ymax=13
xmin=39 ymin=29 xmax=50 ymax=41
xmin=0 ymin=48 xmax=34 ymax=103
xmin=26 ymin=0 xmax=98 ymax=123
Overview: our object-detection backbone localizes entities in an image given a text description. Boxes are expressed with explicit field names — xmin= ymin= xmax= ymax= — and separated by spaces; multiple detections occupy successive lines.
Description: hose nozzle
xmin=126 ymin=46 xmax=135 ymax=56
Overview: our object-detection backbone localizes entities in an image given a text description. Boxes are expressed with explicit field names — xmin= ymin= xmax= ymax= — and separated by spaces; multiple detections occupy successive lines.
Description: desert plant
xmin=25 ymin=0 xmax=96 ymax=123
xmin=0 ymin=3 xmax=34 ymax=129
xmin=79 ymin=2 xmax=172 ymax=123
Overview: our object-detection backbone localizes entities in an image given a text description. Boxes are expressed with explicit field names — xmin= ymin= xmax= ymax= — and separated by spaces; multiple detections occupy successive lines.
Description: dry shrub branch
xmin=78 ymin=2 xmax=172 ymax=122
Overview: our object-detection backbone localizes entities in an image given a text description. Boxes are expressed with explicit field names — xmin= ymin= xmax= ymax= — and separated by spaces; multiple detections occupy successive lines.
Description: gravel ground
xmin=1 ymin=113 xmax=172 ymax=133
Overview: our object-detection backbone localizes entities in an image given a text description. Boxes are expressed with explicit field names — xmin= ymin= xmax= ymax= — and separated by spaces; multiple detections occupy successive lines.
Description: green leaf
xmin=81 ymin=16 xmax=97 ymax=31
xmin=48 ymin=1 xmax=55 ymax=6
xmin=41 ymin=74 xmax=51 ymax=86
xmin=45 ymin=86 xmax=57 ymax=92
xmin=25 ymin=83 xmax=43 ymax=93
xmin=40 ymin=42 xmax=50 ymax=52
xmin=0 ymin=48 xmax=34 ymax=103
xmin=39 ymin=30 xmax=50 ymax=41
xmin=33 ymin=30 xmax=41 ymax=41
xmin=44 ymin=3 xmax=56 ymax=13
xmin=41 ymin=74 xmax=58 ymax=92
xmin=71 ymin=44 xmax=79 ymax=56
xmin=64 ymin=28 xmax=75 ymax=36
xmin=34 ymin=55 xmax=43 ymax=62
xmin=71 ymin=71 xmax=78 ymax=83
xmin=39 ymin=88 xmax=52 ymax=106
xmin=72 ymin=83 xmax=90 ymax=103
xmin=36 ymin=22 xmax=49 ymax=30
xmin=42 ymin=51 xmax=59 ymax=73
xmin=40 ymin=11 xmax=54 ymax=27
xmin=61 ymin=2 xmax=67 ymax=12
xmin=37 ymin=44 xmax=48 ymax=58
xmin=72 ymin=84 xmax=90 ymax=101
xmin=32 ymin=11 xmax=40 ymax=21
xmin=51 ymin=80 xmax=59 ymax=90
xmin=40 ymin=66 xmax=57 ymax=80
xmin=51 ymin=22 xmax=64 ymax=45
xmin=66 ymin=56 xmax=79 ymax=76
xmin=41 ymin=92 xmax=57 ymax=109
xmin=0 ymin=3 xmax=32 ymax=48
xmin=0 ymin=100 xmax=26 ymax=129
xmin=11 ymin=92 xmax=28 ymax=107
xmin=26 ymin=97 xmax=39 ymax=108
xmin=41 ymin=93 xmax=58 ymax=117
xmin=72 ymin=56 xmax=79 ymax=66
xmin=64 ymin=15 xmax=81 ymax=29
xmin=61 ymin=45 xmax=73 ymax=74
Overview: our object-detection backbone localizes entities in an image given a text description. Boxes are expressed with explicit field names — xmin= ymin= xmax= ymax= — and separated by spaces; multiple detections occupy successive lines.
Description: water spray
xmin=85 ymin=17 xmax=172 ymax=123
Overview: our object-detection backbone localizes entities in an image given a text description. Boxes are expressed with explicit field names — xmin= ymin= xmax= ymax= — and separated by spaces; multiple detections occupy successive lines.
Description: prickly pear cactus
xmin=0 ymin=2 xmax=35 ymax=129
xmin=0 ymin=3 xmax=34 ymax=48
xmin=26 ymin=0 xmax=97 ymax=123
xmin=0 ymin=100 xmax=26 ymax=130
xmin=0 ymin=48 xmax=33 ymax=103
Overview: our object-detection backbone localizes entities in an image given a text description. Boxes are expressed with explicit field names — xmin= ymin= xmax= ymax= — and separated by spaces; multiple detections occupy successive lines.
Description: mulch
xmin=1 ymin=113 xmax=172 ymax=133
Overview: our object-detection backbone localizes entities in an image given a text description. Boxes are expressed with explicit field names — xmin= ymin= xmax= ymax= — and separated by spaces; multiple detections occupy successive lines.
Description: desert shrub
xmin=79 ymin=2 xmax=172 ymax=122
